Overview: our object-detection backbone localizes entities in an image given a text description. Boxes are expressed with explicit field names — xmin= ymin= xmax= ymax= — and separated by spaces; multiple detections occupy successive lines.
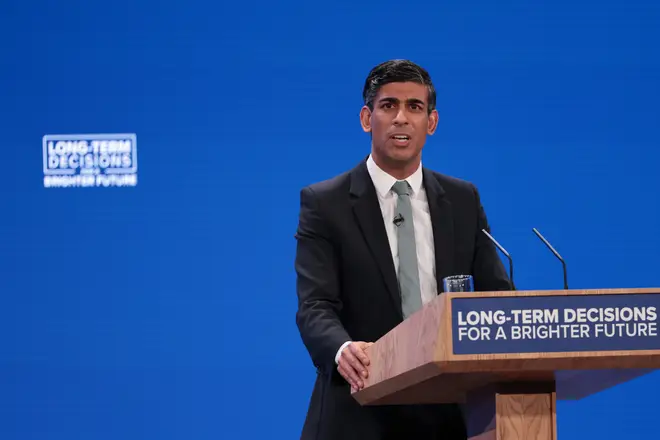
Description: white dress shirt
xmin=335 ymin=155 xmax=437 ymax=363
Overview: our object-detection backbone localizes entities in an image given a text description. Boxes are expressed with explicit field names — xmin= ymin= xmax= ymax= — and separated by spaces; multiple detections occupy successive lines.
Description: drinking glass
xmin=443 ymin=275 xmax=474 ymax=292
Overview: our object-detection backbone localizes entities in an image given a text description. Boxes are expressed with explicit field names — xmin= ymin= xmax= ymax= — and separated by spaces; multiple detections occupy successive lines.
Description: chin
xmin=388 ymin=148 xmax=420 ymax=163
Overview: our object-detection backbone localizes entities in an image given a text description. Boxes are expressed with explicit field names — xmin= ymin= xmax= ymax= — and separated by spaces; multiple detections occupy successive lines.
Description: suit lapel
xmin=349 ymin=161 xmax=403 ymax=319
xmin=422 ymin=168 xmax=455 ymax=292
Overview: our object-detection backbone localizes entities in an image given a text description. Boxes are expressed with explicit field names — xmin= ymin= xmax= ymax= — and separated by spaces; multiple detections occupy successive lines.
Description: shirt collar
xmin=366 ymin=154 xmax=423 ymax=198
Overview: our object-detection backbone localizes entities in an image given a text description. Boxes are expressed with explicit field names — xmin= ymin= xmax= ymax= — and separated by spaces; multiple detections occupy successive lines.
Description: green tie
xmin=391 ymin=180 xmax=423 ymax=319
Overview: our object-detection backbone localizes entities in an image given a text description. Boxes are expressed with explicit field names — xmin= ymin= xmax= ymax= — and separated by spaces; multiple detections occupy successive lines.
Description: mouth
xmin=390 ymin=134 xmax=411 ymax=146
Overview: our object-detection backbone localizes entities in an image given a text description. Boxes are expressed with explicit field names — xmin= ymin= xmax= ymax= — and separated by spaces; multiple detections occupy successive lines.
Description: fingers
xmin=350 ymin=342 xmax=371 ymax=368
xmin=343 ymin=345 xmax=368 ymax=380
xmin=338 ymin=362 xmax=362 ymax=389
xmin=338 ymin=341 xmax=374 ymax=390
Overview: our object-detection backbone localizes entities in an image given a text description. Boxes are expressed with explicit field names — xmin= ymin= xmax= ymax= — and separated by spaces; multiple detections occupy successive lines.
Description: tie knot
xmin=392 ymin=180 xmax=410 ymax=196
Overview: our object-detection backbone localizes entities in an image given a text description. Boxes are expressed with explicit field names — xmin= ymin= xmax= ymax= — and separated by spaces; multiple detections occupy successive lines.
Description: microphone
xmin=481 ymin=229 xmax=516 ymax=290
xmin=393 ymin=213 xmax=404 ymax=227
xmin=532 ymin=228 xmax=568 ymax=290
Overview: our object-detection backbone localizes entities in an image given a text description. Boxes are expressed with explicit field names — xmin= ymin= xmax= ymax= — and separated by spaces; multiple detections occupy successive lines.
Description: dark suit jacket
xmin=294 ymin=158 xmax=512 ymax=440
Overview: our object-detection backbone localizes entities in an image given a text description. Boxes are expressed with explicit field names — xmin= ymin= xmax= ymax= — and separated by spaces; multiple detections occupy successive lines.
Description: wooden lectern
xmin=352 ymin=288 xmax=660 ymax=440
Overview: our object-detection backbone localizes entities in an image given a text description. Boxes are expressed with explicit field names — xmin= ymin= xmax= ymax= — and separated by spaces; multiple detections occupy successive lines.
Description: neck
xmin=371 ymin=152 xmax=420 ymax=180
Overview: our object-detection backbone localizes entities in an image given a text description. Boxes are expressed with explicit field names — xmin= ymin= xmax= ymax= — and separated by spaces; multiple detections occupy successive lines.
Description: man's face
xmin=360 ymin=82 xmax=438 ymax=171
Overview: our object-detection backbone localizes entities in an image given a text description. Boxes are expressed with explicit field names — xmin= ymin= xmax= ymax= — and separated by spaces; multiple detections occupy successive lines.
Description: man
xmin=294 ymin=59 xmax=512 ymax=440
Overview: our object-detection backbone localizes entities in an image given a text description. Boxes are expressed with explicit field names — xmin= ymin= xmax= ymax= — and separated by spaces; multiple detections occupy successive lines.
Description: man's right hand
xmin=337 ymin=341 xmax=373 ymax=392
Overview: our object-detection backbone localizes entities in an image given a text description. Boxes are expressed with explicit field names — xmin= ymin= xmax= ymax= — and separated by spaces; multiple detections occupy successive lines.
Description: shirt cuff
xmin=335 ymin=341 xmax=352 ymax=364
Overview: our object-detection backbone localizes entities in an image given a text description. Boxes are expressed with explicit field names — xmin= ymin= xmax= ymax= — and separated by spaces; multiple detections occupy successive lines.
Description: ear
xmin=427 ymin=109 xmax=439 ymax=135
xmin=360 ymin=106 xmax=372 ymax=133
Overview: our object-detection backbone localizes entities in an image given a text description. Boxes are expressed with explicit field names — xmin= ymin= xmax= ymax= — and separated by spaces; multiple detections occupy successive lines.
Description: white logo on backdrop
xmin=43 ymin=133 xmax=138 ymax=188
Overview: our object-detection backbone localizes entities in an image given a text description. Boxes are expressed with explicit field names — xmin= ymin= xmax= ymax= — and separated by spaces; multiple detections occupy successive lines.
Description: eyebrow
xmin=378 ymin=97 xmax=426 ymax=107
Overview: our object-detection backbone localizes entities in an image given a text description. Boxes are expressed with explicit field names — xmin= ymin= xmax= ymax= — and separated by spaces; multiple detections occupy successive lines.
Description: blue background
xmin=1 ymin=0 xmax=658 ymax=438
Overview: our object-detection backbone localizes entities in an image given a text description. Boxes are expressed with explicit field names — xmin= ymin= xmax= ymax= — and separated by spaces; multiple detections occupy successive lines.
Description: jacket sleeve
xmin=295 ymin=186 xmax=352 ymax=372
xmin=470 ymin=184 xmax=514 ymax=292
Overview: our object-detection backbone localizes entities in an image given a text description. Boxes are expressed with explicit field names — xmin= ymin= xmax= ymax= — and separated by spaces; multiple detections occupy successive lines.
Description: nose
xmin=392 ymin=107 xmax=409 ymax=125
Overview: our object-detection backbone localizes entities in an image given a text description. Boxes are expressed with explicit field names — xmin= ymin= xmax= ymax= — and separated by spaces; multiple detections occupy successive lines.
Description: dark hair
xmin=362 ymin=59 xmax=436 ymax=114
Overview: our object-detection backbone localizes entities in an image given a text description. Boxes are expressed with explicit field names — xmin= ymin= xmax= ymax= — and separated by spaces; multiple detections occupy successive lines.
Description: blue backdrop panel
xmin=1 ymin=0 xmax=658 ymax=438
